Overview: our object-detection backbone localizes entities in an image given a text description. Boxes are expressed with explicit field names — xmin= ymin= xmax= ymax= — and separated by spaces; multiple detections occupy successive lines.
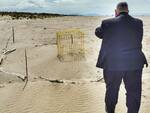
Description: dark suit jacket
xmin=95 ymin=12 xmax=148 ymax=71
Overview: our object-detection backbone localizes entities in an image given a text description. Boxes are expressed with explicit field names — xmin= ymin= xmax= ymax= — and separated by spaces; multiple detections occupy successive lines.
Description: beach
xmin=0 ymin=16 xmax=149 ymax=113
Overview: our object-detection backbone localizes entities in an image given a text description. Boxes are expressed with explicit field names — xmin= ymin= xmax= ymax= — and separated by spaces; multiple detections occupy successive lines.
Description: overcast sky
xmin=0 ymin=0 xmax=150 ymax=15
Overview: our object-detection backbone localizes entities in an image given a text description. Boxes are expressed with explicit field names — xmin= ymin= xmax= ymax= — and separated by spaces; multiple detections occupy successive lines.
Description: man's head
xmin=115 ymin=2 xmax=129 ymax=16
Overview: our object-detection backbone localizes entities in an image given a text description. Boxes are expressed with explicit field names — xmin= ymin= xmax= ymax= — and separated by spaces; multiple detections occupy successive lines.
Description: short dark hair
xmin=117 ymin=2 xmax=128 ymax=12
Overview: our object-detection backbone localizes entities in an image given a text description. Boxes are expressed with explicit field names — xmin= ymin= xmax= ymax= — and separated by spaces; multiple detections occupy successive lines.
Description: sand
xmin=0 ymin=16 xmax=149 ymax=113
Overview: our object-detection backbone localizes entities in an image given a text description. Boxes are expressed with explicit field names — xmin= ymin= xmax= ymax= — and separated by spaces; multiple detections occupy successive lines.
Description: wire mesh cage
xmin=56 ymin=29 xmax=85 ymax=61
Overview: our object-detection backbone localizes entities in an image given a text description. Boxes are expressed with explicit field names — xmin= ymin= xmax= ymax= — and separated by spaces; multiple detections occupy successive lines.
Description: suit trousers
xmin=103 ymin=69 xmax=143 ymax=113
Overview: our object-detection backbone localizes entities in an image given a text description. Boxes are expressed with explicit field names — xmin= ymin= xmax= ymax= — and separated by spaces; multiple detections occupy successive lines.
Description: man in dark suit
xmin=95 ymin=2 xmax=148 ymax=113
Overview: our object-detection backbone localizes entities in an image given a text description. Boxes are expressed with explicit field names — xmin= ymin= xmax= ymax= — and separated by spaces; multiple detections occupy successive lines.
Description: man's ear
xmin=115 ymin=9 xmax=118 ymax=17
